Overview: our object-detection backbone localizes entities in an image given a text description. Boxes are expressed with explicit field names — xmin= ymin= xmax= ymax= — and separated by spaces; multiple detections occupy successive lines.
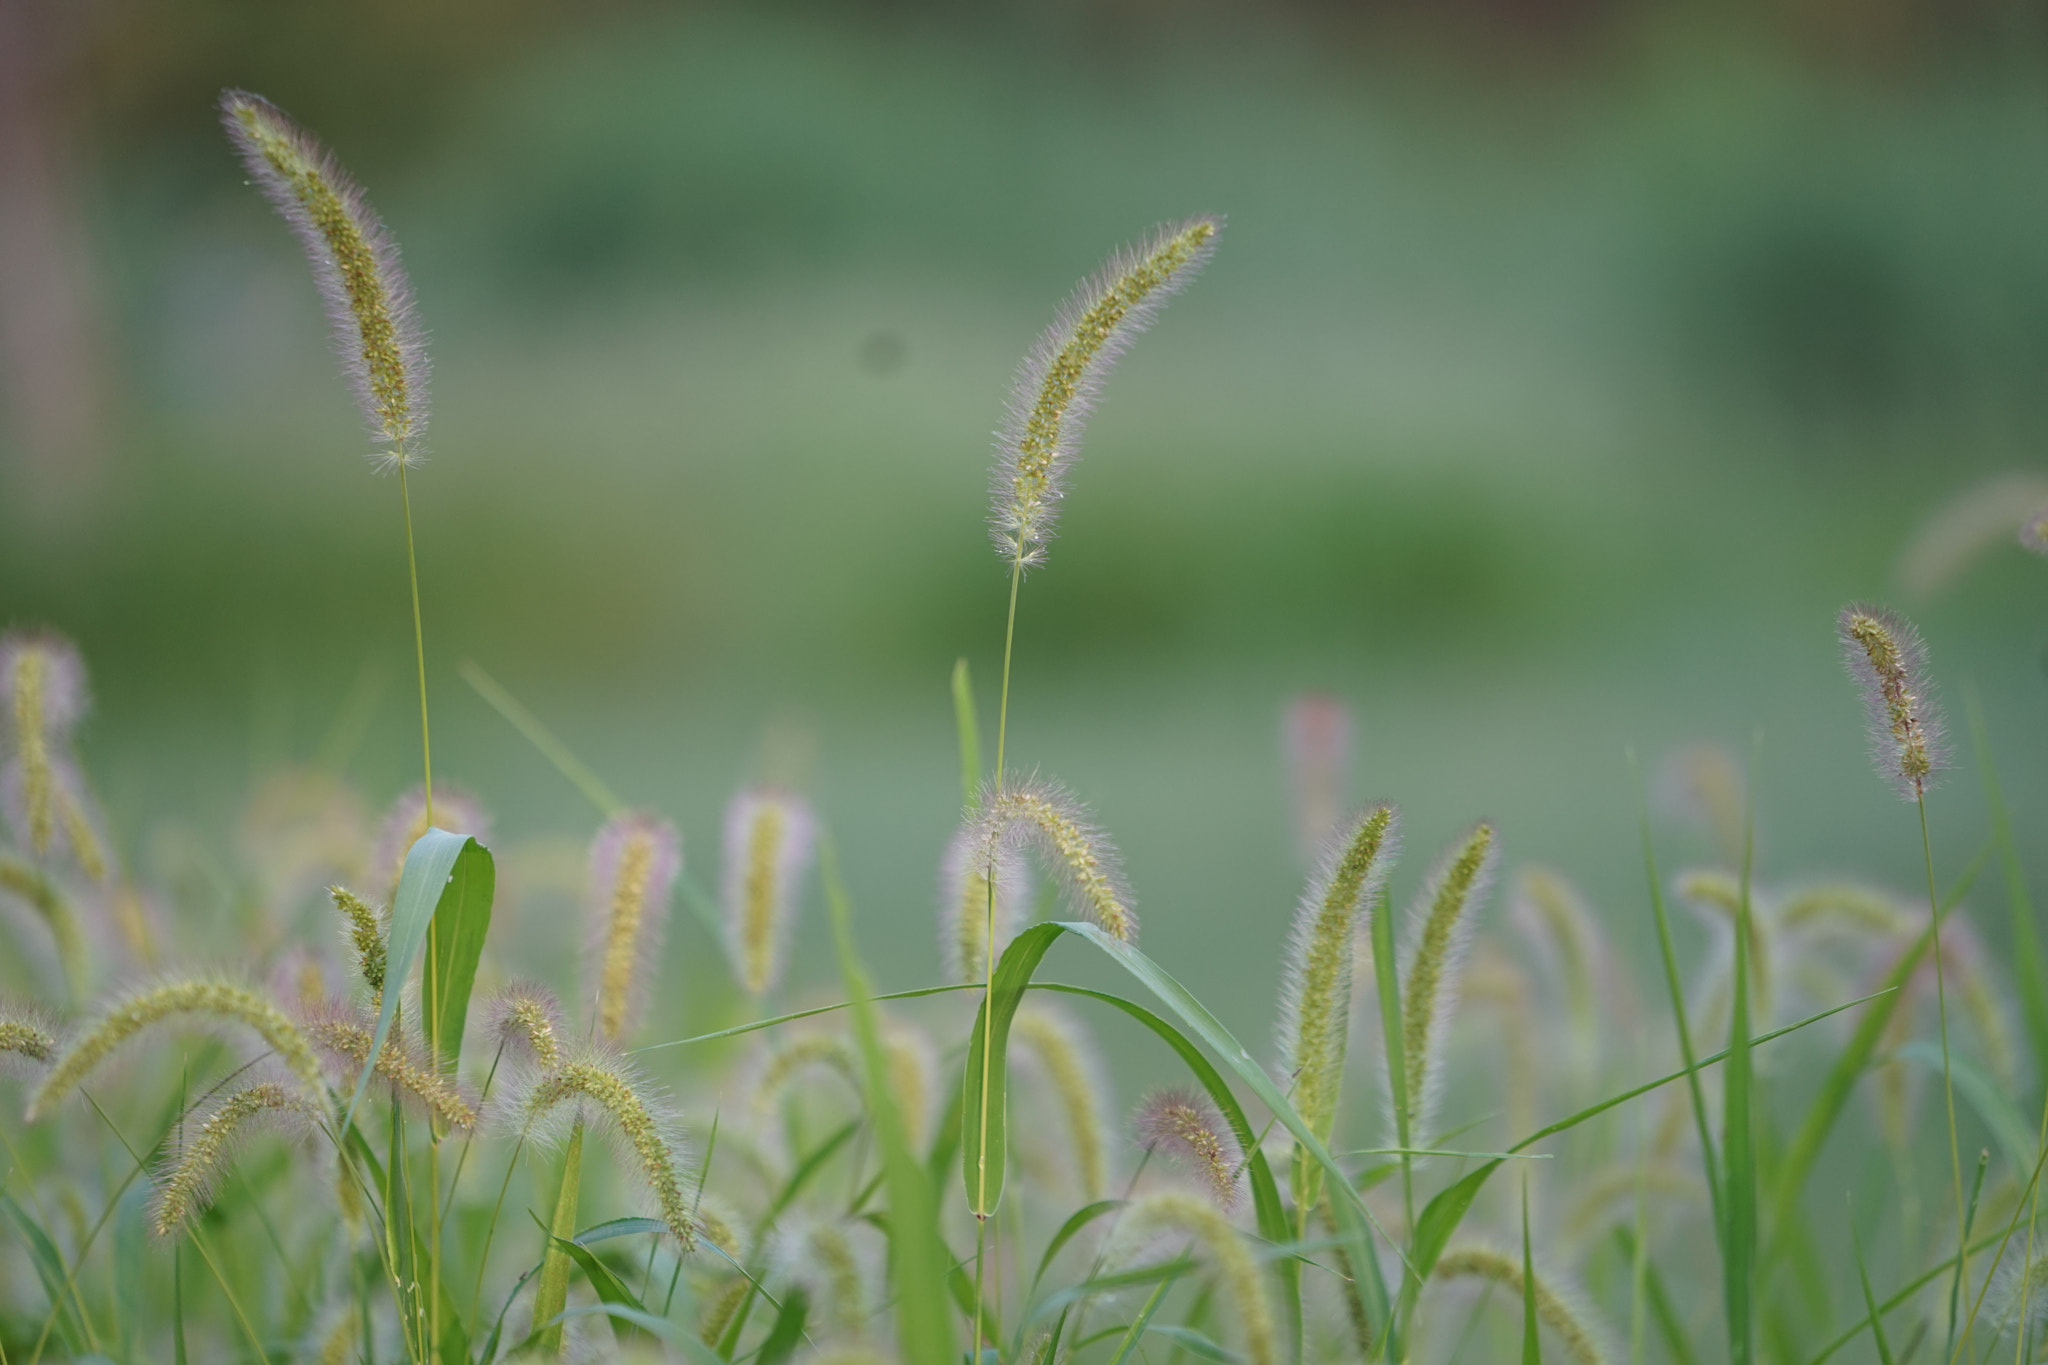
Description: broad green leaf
xmin=549 ymin=1235 xmax=645 ymax=1343
xmin=1106 ymin=1274 xmax=1181 ymax=1365
xmin=821 ymin=841 xmax=956 ymax=1365
xmin=3 ymin=1191 xmax=87 ymax=1353
xmin=757 ymin=1284 xmax=811 ymax=1365
xmin=514 ymin=1303 xmax=727 ymax=1365
xmin=423 ymin=835 xmax=495 ymax=1075
xmin=961 ymin=922 xmax=1063 ymax=1215
xmin=340 ymin=826 xmax=469 ymax=1133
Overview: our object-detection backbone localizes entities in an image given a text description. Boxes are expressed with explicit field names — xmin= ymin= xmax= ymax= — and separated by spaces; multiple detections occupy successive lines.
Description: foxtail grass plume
xmin=939 ymin=827 xmax=1027 ymax=982
xmin=721 ymin=787 xmax=815 ymax=996
xmin=371 ymin=782 xmax=490 ymax=904
xmin=1893 ymin=471 xmax=2048 ymax=598
xmin=1433 ymin=1245 xmax=1608 ymax=1365
xmin=329 ymin=885 xmax=385 ymax=1001
xmin=882 ymin=1019 xmax=939 ymax=1153
xmin=585 ymin=812 xmax=681 ymax=1041
xmin=1509 ymin=866 xmax=1608 ymax=1069
xmin=1013 ymin=1003 xmax=1112 ymax=1201
xmin=28 ymin=978 xmax=325 ymax=1120
xmin=1135 ymin=1087 xmax=1242 ymax=1210
xmin=0 ymin=855 xmax=88 ymax=1002
xmin=1462 ymin=945 xmax=1539 ymax=1141
xmin=301 ymin=1003 xmax=476 ymax=1129
xmin=1276 ymin=804 xmax=1397 ymax=1215
xmin=1777 ymin=881 xmax=1914 ymax=938
xmin=497 ymin=1046 xmax=695 ymax=1247
xmin=1398 ymin=823 xmax=1498 ymax=1139
xmin=220 ymin=91 xmax=428 ymax=466
xmin=482 ymin=980 xmax=566 ymax=1071
xmin=770 ymin=1216 xmax=874 ymax=1338
xmin=1113 ymin=1190 xmax=1274 ymax=1365
xmin=1653 ymin=742 xmax=1747 ymax=868
xmin=969 ymin=777 xmax=1136 ymax=942
xmin=150 ymin=1078 xmax=322 ymax=1236
xmin=1283 ymin=694 xmax=1354 ymax=858
xmin=1837 ymin=603 xmax=1947 ymax=800
xmin=992 ymin=216 xmax=1221 ymax=571
xmin=0 ymin=631 xmax=108 ymax=881
xmin=0 ymin=999 xmax=57 ymax=1076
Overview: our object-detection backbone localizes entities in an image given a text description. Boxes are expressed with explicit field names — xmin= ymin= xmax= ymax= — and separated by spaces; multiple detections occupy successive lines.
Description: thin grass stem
xmin=1918 ymin=794 xmax=1968 ymax=1363
xmin=397 ymin=462 xmax=433 ymax=828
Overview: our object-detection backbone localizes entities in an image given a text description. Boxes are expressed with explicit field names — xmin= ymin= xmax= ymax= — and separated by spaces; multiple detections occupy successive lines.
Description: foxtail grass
xmin=1398 ymin=822 xmax=1497 ymax=1143
xmin=1434 ymin=1245 xmax=1608 ymax=1364
xmin=721 ymin=787 xmax=815 ymax=996
xmin=302 ymin=1006 xmax=476 ymax=1130
xmin=586 ymin=811 xmax=681 ymax=1042
xmin=1112 ymin=1189 xmax=1275 ymax=1365
xmin=149 ymin=1078 xmax=322 ymax=1236
xmin=969 ymin=777 xmax=1137 ymax=942
xmin=1013 ymin=1003 xmax=1112 ymax=1201
xmin=1135 ymin=1087 xmax=1243 ymax=1210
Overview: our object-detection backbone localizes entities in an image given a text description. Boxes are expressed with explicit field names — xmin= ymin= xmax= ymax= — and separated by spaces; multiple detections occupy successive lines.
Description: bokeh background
xmin=6 ymin=0 xmax=2048 ymax=1045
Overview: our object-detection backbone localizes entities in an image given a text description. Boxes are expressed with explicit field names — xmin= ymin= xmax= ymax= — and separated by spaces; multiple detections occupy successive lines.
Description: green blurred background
xmin=6 ymin=0 xmax=2048 ymax=1042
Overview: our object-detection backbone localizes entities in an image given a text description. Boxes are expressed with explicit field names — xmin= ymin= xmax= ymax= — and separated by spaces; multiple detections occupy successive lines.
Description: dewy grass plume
xmin=586 ymin=811 xmax=680 ymax=1042
xmin=302 ymin=1005 xmax=477 ymax=1130
xmin=0 ymin=854 xmax=89 ymax=1002
xmin=0 ymin=1000 xmax=57 ymax=1074
xmin=721 ymin=786 xmax=815 ymax=996
xmin=0 ymin=630 xmax=107 ymax=881
xmin=28 ymin=978 xmax=325 ymax=1119
xmin=481 ymin=979 xmax=566 ymax=1071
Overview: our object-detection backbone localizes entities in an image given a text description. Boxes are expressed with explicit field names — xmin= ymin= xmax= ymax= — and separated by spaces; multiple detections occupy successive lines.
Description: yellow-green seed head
xmin=1508 ymin=865 xmax=1608 ymax=1069
xmin=585 ymin=811 xmax=681 ymax=1041
xmin=971 ymin=776 xmax=1136 ymax=942
xmin=1433 ymin=1244 xmax=1609 ymax=1365
xmin=501 ymin=1046 xmax=695 ymax=1248
xmin=992 ymin=217 xmax=1221 ymax=571
xmin=1111 ymin=1190 xmax=1275 ymax=1365
xmin=939 ymin=825 xmax=1028 ymax=982
xmin=28 ymin=978 xmax=325 ymax=1120
xmin=300 ymin=1004 xmax=476 ymax=1130
xmin=721 ymin=787 xmax=815 ymax=996
xmin=150 ymin=1079 xmax=321 ymax=1236
xmin=328 ymin=885 xmax=385 ymax=1001
xmin=0 ymin=999 xmax=58 ymax=1078
xmin=0 ymin=854 xmax=89 ymax=1004
xmin=1837 ymin=603 xmax=1947 ymax=800
xmin=482 ymin=980 xmax=566 ymax=1072
xmin=1397 ymin=822 xmax=1498 ymax=1141
xmin=220 ymin=91 xmax=429 ymax=466
xmin=1135 ymin=1087 xmax=1242 ymax=1210
xmin=1276 ymin=804 xmax=1398 ymax=1216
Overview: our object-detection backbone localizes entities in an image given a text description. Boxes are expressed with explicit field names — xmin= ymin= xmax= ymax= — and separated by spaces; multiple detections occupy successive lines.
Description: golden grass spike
xmin=1277 ymin=804 xmax=1398 ymax=1215
xmin=584 ymin=811 xmax=681 ymax=1041
xmin=993 ymin=217 xmax=1221 ymax=570
xmin=302 ymin=1008 xmax=476 ymax=1130
xmin=1114 ymin=1190 xmax=1275 ymax=1365
xmin=1838 ymin=603 xmax=1948 ymax=800
xmin=220 ymin=91 xmax=428 ymax=465
xmin=149 ymin=1080 xmax=321 ymax=1236
xmin=971 ymin=776 xmax=1136 ymax=942
xmin=28 ymin=978 xmax=324 ymax=1119
xmin=0 ymin=854 xmax=89 ymax=1003
xmin=1434 ymin=1244 xmax=1609 ymax=1364
xmin=328 ymin=885 xmax=385 ymax=1001
xmin=720 ymin=787 xmax=816 ymax=996
xmin=1135 ymin=1087 xmax=1242 ymax=1210
xmin=1012 ymin=1003 xmax=1112 ymax=1201
xmin=1398 ymin=822 xmax=1498 ymax=1139
xmin=501 ymin=1047 xmax=695 ymax=1248
xmin=939 ymin=827 xmax=1027 ymax=983
xmin=482 ymin=980 xmax=566 ymax=1071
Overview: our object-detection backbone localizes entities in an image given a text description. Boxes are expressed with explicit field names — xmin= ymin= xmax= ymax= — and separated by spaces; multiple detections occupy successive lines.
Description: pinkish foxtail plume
xmin=721 ymin=787 xmax=816 ymax=996
xmin=584 ymin=812 xmax=681 ymax=1043
xmin=1836 ymin=603 xmax=1948 ymax=801
xmin=220 ymin=91 xmax=429 ymax=468
xmin=1135 ymin=1086 xmax=1243 ymax=1210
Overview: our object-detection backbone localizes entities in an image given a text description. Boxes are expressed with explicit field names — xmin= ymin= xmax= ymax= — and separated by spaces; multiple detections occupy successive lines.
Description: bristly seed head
xmin=0 ymin=855 xmax=90 ymax=1004
xmin=300 ymin=1003 xmax=476 ymax=1130
xmin=0 ymin=631 xmax=106 ymax=881
xmin=1013 ymin=1003 xmax=1113 ymax=1201
xmin=1111 ymin=1190 xmax=1275 ymax=1365
xmin=1397 ymin=822 xmax=1498 ymax=1142
xmin=1837 ymin=602 xmax=1948 ymax=801
xmin=0 ymin=999 xmax=58 ymax=1078
xmin=1135 ymin=1087 xmax=1243 ymax=1210
xmin=992 ymin=216 xmax=1221 ymax=572
xmin=1434 ymin=1245 xmax=1609 ymax=1364
xmin=969 ymin=776 xmax=1136 ymax=942
xmin=1276 ymin=804 xmax=1399 ymax=1216
xmin=220 ymin=91 xmax=429 ymax=468
xmin=720 ymin=787 xmax=815 ymax=997
xmin=150 ymin=1079 xmax=321 ymax=1236
xmin=585 ymin=811 xmax=681 ymax=1043
xmin=496 ymin=1046 xmax=696 ymax=1249
xmin=28 ymin=978 xmax=326 ymax=1120
xmin=482 ymin=980 xmax=567 ymax=1072
xmin=329 ymin=885 xmax=385 ymax=1001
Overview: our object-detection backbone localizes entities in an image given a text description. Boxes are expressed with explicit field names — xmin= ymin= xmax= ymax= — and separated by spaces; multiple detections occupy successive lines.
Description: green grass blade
xmin=1144 ymin=1323 xmax=1238 ymax=1362
xmin=340 ymin=827 xmax=470 ymax=1134
xmin=820 ymin=839 xmax=956 ymax=1365
xmin=1521 ymin=1178 xmax=1541 ymax=1365
xmin=547 ymin=1234 xmax=646 ymax=1342
xmin=1032 ymin=1199 xmax=1123 ymax=1295
xmin=532 ymin=1120 xmax=586 ymax=1357
xmin=387 ymin=1100 xmax=422 ymax=1362
xmin=961 ymin=922 xmax=1064 ymax=1216
xmin=1613 ymin=1228 xmax=1700 ymax=1365
xmin=953 ymin=657 xmax=982 ymax=811
xmin=756 ymin=1284 xmax=811 ymax=1365
xmin=1850 ymin=1208 xmax=1897 ymax=1365
xmin=423 ymin=837 xmax=495 ymax=1076
xmin=1799 ymin=1226 xmax=2008 ymax=1365
xmin=2 ymin=1192 xmax=86 ymax=1353
xmin=1106 ymin=1274 xmax=1182 ymax=1365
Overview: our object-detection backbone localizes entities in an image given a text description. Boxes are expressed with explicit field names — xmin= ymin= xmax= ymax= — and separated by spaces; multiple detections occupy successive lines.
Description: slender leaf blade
xmin=423 ymin=837 xmax=495 ymax=1075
